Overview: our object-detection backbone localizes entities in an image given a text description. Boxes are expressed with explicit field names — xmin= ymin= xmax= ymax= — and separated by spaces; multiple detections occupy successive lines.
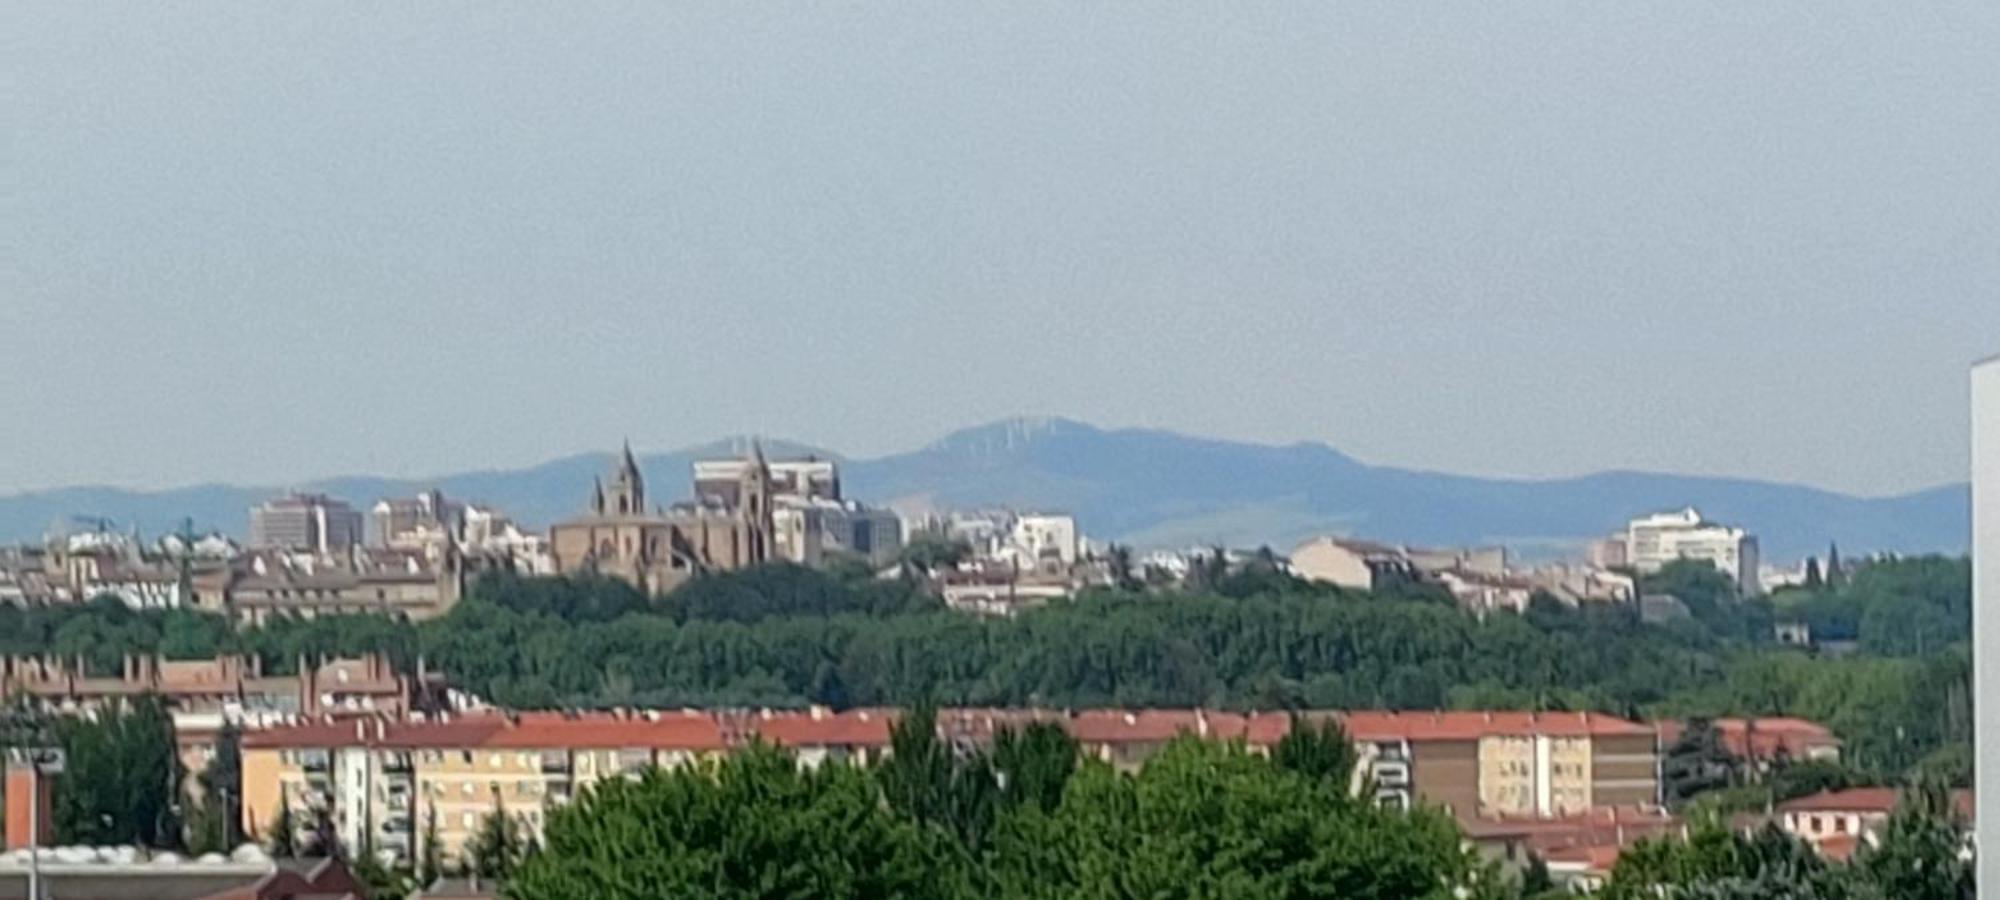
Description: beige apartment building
xmin=236 ymin=705 xmax=1667 ymax=869
xmin=1336 ymin=711 xmax=1659 ymax=818
xmin=241 ymin=712 xmax=729 ymax=867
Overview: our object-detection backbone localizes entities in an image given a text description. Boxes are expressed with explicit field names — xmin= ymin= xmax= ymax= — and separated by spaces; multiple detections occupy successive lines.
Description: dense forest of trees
xmin=0 ymin=555 xmax=1974 ymax=786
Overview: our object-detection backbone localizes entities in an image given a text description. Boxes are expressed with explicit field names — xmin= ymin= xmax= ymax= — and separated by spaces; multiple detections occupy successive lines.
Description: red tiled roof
xmin=1779 ymin=787 xmax=1973 ymax=819
xmin=751 ymin=709 xmax=896 ymax=747
xmin=1066 ymin=710 xmax=1249 ymax=744
xmin=237 ymin=707 xmax=1659 ymax=753
xmin=483 ymin=711 xmax=727 ymax=751
xmin=244 ymin=716 xmax=507 ymax=749
xmin=1337 ymin=711 xmax=1653 ymax=742
xmin=1654 ymin=718 xmax=1840 ymax=760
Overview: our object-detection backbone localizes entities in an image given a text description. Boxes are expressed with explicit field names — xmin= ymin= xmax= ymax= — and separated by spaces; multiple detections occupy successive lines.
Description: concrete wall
xmin=1974 ymin=356 xmax=1997 ymax=897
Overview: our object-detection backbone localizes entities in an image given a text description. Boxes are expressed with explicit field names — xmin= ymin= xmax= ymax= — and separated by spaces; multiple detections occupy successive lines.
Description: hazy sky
xmin=9 ymin=2 xmax=1997 ymax=498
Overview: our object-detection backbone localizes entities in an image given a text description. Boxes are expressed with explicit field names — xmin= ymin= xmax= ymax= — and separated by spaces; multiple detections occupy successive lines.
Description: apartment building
xmin=2 ymin=652 xmax=433 ymax=786
xmin=371 ymin=490 xmax=465 ymax=549
xmin=249 ymin=494 xmax=365 ymax=555
xmin=221 ymin=548 xmax=469 ymax=624
xmin=234 ymin=705 xmax=1668 ymax=869
xmin=1288 ymin=538 xmax=1421 ymax=590
xmin=1336 ymin=711 xmax=1659 ymax=818
xmin=1599 ymin=507 xmax=1760 ymax=592
xmin=240 ymin=711 xmax=728 ymax=867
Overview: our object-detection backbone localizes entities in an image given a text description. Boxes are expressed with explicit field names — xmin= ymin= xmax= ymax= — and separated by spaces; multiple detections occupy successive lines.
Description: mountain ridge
xmin=0 ymin=419 xmax=1968 ymax=562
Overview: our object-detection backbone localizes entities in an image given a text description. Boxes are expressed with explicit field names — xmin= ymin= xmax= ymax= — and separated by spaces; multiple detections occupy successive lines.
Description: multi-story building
xmin=1004 ymin=514 xmax=1079 ymax=568
xmin=1600 ymin=508 xmax=1760 ymax=592
xmin=240 ymin=711 xmax=728 ymax=866
xmin=2 ymin=652 xmax=436 ymax=790
xmin=696 ymin=457 xmax=841 ymax=505
xmin=906 ymin=510 xmax=1084 ymax=573
xmin=220 ymin=547 xmax=468 ymax=624
xmin=459 ymin=505 xmax=554 ymax=574
xmin=233 ymin=704 xmax=1669 ymax=870
xmin=1334 ymin=711 xmax=1659 ymax=819
xmin=549 ymin=445 xmax=777 ymax=595
xmin=249 ymin=494 xmax=365 ymax=555
xmin=1974 ymin=353 xmax=1998 ymax=892
xmin=371 ymin=490 xmax=464 ymax=550
xmin=1288 ymin=538 xmax=1421 ymax=590
xmin=772 ymin=499 xmax=904 ymax=568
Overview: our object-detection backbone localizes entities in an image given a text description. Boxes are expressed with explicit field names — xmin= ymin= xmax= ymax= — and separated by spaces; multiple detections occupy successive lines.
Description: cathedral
xmin=548 ymin=443 xmax=777 ymax=595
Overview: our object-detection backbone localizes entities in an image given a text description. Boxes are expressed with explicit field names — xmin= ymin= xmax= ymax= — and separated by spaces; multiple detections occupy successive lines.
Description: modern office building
xmin=248 ymin=493 xmax=364 ymax=554
xmin=1974 ymin=355 xmax=1997 ymax=896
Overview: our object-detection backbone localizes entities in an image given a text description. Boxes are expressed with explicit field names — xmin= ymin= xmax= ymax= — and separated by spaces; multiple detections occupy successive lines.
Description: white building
xmin=909 ymin=509 xmax=1082 ymax=573
xmin=1004 ymin=514 xmax=1079 ymax=568
xmin=249 ymin=493 xmax=365 ymax=554
xmin=1610 ymin=507 xmax=1760 ymax=593
xmin=1973 ymin=354 xmax=1997 ymax=895
xmin=461 ymin=505 xmax=555 ymax=575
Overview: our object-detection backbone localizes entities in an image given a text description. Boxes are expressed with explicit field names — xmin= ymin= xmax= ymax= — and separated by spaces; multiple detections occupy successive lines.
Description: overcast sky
xmin=8 ymin=2 xmax=1997 ymax=498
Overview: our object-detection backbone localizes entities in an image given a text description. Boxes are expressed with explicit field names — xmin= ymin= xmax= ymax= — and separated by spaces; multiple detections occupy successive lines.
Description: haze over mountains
xmin=0 ymin=417 xmax=1967 ymax=563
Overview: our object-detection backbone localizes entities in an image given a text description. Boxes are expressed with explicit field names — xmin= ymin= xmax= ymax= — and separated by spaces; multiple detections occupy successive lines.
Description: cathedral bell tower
xmin=605 ymin=440 xmax=645 ymax=516
xmin=740 ymin=441 xmax=775 ymax=563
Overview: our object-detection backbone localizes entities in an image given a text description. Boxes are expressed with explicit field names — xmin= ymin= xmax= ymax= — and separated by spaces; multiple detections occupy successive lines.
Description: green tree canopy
xmin=509 ymin=745 xmax=968 ymax=900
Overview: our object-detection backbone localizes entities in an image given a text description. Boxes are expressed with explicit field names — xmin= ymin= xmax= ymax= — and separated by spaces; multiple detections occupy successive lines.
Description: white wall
xmin=1974 ymin=356 xmax=1998 ymax=897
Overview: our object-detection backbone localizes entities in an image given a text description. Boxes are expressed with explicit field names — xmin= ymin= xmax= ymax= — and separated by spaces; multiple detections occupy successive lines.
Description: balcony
xmin=1370 ymin=761 xmax=1411 ymax=787
xmin=540 ymin=752 xmax=572 ymax=774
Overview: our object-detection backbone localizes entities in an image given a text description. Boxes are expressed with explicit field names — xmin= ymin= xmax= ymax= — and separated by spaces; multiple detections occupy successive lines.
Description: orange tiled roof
xmin=1337 ymin=710 xmax=1652 ymax=742
xmin=1067 ymin=710 xmax=1249 ymax=744
xmin=751 ymin=709 xmax=897 ymax=747
xmin=482 ymin=711 xmax=728 ymax=751
xmin=238 ymin=707 xmax=1660 ymax=753
xmin=1654 ymin=717 xmax=1840 ymax=760
xmin=1780 ymin=787 xmax=1973 ymax=819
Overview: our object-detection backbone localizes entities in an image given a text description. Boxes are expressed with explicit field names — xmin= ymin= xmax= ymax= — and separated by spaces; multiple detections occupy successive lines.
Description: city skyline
xmin=11 ymin=2 xmax=2000 ymax=498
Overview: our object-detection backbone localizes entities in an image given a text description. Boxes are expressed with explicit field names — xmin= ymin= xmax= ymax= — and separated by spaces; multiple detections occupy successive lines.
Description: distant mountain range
xmin=0 ymin=418 xmax=1968 ymax=563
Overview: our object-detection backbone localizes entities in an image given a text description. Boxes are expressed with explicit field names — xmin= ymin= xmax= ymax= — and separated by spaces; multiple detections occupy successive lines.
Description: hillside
xmin=0 ymin=419 xmax=1966 ymax=562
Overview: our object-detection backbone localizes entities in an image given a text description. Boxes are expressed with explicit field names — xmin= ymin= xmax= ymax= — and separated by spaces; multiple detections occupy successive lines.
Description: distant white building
xmin=909 ymin=509 xmax=1082 ymax=573
xmin=249 ymin=493 xmax=364 ymax=554
xmin=1600 ymin=507 xmax=1760 ymax=593
xmin=461 ymin=504 xmax=555 ymax=574
xmin=1004 ymin=514 xmax=1079 ymax=568
xmin=1973 ymin=354 xmax=1997 ymax=894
